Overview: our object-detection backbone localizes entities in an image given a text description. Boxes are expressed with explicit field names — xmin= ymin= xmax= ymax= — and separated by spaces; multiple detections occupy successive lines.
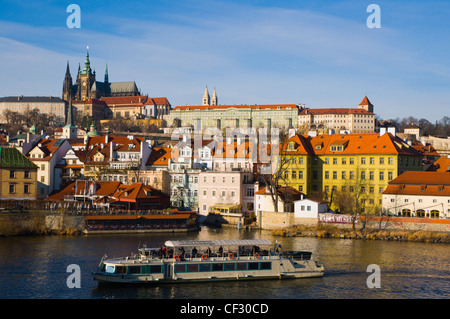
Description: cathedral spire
xmin=82 ymin=46 xmax=92 ymax=75
xmin=104 ymin=63 xmax=109 ymax=83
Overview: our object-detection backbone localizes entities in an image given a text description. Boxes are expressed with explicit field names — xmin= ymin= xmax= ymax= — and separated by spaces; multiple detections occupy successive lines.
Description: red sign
xmin=319 ymin=213 xmax=359 ymax=224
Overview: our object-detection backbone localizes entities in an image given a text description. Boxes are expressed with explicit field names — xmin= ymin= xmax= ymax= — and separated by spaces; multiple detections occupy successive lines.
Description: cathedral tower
xmin=76 ymin=47 xmax=96 ymax=100
xmin=211 ymin=88 xmax=218 ymax=105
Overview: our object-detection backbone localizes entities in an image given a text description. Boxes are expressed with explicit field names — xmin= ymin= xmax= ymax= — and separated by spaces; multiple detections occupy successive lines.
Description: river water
xmin=0 ymin=226 xmax=448 ymax=299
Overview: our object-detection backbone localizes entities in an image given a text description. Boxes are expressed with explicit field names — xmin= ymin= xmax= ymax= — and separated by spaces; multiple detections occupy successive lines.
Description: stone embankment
xmin=0 ymin=213 xmax=84 ymax=236
xmin=272 ymin=225 xmax=450 ymax=243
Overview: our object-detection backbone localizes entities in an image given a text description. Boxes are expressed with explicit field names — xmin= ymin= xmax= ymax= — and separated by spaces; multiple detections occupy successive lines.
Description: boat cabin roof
xmin=164 ymin=239 xmax=272 ymax=249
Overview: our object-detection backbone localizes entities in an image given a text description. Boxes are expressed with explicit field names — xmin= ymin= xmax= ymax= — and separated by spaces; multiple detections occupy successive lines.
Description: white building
xmin=294 ymin=199 xmax=328 ymax=219
xmin=382 ymin=171 xmax=450 ymax=219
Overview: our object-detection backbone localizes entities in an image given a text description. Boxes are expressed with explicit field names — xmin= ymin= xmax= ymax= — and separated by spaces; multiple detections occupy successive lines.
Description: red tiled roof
xmin=172 ymin=104 xmax=298 ymax=111
xmin=100 ymin=96 xmax=148 ymax=105
xmin=359 ymin=96 xmax=373 ymax=106
xmin=146 ymin=147 xmax=171 ymax=166
xmin=299 ymin=108 xmax=373 ymax=115
xmin=284 ymin=133 xmax=422 ymax=156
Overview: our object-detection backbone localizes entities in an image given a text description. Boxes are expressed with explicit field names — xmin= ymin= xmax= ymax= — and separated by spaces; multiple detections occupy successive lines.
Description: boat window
xmin=223 ymin=263 xmax=235 ymax=271
xmin=187 ymin=264 xmax=199 ymax=272
xmin=105 ymin=265 xmax=115 ymax=273
xmin=174 ymin=264 xmax=186 ymax=273
xmin=199 ymin=264 xmax=211 ymax=272
xmin=260 ymin=262 xmax=271 ymax=270
xmin=236 ymin=263 xmax=247 ymax=271
xmin=115 ymin=266 xmax=127 ymax=274
xmin=128 ymin=266 xmax=141 ymax=274
xmin=149 ymin=265 xmax=163 ymax=273
xmin=248 ymin=262 xmax=259 ymax=270
xmin=212 ymin=263 xmax=223 ymax=271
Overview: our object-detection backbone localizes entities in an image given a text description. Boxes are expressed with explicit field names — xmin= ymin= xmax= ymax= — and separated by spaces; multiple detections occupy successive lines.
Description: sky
xmin=0 ymin=0 xmax=449 ymax=122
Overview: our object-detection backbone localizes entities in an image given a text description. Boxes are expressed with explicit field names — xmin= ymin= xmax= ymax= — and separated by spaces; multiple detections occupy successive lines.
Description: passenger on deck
xmin=218 ymin=246 xmax=223 ymax=257
xmin=192 ymin=247 xmax=197 ymax=257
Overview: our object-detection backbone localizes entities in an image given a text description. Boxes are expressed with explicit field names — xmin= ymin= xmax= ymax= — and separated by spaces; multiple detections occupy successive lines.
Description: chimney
xmin=288 ymin=128 xmax=296 ymax=138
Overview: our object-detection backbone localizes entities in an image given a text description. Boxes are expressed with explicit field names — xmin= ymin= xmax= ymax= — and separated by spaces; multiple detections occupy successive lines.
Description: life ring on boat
xmin=254 ymin=253 xmax=260 ymax=259
xmin=228 ymin=253 xmax=234 ymax=260
xmin=201 ymin=254 xmax=208 ymax=261
xmin=174 ymin=255 xmax=180 ymax=261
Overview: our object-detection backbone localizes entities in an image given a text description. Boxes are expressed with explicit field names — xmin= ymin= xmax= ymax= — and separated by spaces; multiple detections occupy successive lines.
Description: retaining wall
xmin=258 ymin=211 xmax=450 ymax=232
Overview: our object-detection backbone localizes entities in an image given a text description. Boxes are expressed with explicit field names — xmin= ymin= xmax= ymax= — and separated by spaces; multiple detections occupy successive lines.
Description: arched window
xmin=416 ymin=209 xmax=425 ymax=218
xmin=401 ymin=208 xmax=411 ymax=217
xmin=430 ymin=210 xmax=440 ymax=219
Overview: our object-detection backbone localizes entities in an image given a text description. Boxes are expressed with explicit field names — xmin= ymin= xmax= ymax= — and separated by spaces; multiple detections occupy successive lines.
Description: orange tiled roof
xmin=146 ymin=147 xmax=171 ymax=166
xmin=284 ymin=133 xmax=422 ymax=156
xmin=411 ymin=142 xmax=440 ymax=157
xmin=172 ymin=104 xmax=298 ymax=111
xmin=144 ymin=97 xmax=171 ymax=106
xmin=100 ymin=96 xmax=148 ymax=105
xmin=29 ymin=138 xmax=66 ymax=161
xmin=113 ymin=182 xmax=168 ymax=200
xmin=431 ymin=156 xmax=450 ymax=172
xmin=359 ymin=96 xmax=373 ymax=106
xmin=299 ymin=108 xmax=373 ymax=115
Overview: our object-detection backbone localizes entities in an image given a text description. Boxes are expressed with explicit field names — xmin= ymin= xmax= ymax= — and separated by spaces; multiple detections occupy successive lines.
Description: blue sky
xmin=1 ymin=0 xmax=449 ymax=122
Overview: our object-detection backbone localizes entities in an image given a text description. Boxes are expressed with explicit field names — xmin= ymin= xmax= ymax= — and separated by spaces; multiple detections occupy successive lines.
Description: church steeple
xmin=63 ymin=92 xmax=77 ymax=139
xmin=202 ymin=86 xmax=210 ymax=106
xmin=211 ymin=88 xmax=218 ymax=105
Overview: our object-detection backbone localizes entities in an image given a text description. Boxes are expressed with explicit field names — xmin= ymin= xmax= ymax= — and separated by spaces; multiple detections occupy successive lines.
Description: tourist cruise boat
xmin=92 ymin=239 xmax=324 ymax=284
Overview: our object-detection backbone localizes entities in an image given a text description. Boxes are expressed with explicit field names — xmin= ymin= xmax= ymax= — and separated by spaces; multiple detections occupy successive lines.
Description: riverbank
xmin=272 ymin=225 xmax=450 ymax=243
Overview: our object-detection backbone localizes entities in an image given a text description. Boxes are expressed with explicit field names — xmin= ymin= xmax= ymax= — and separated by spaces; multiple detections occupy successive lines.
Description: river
xmin=0 ymin=226 xmax=448 ymax=299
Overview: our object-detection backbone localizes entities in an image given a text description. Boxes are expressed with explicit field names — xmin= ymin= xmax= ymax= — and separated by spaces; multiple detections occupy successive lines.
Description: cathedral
xmin=63 ymin=48 xmax=141 ymax=101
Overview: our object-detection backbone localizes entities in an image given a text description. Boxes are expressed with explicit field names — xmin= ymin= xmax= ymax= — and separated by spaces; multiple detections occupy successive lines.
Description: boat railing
xmin=137 ymin=249 xmax=278 ymax=262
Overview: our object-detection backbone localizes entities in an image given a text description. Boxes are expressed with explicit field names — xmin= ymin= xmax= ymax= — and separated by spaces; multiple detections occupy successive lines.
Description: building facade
xmin=382 ymin=171 xmax=450 ymax=219
xmin=0 ymin=147 xmax=38 ymax=200
xmin=279 ymin=131 xmax=423 ymax=214
xmin=298 ymin=96 xmax=375 ymax=133
xmin=0 ymin=96 xmax=66 ymax=124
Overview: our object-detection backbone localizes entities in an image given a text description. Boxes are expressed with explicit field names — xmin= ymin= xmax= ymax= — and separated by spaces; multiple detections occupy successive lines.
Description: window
xmin=333 ymin=158 xmax=337 ymax=165
xmin=369 ymin=171 xmax=374 ymax=180
xmin=370 ymin=157 xmax=375 ymax=164
xmin=10 ymin=170 xmax=15 ymax=179
xmin=324 ymin=171 xmax=329 ymax=179
xmin=379 ymin=157 xmax=385 ymax=164
xmin=41 ymin=176 xmax=45 ymax=183
xmin=388 ymin=172 xmax=393 ymax=181
xmin=349 ymin=171 xmax=354 ymax=180
xmin=24 ymin=184 xmax=30 ymax=194
xmin=379 ymin=171 xmax=384 ymax=181
xmin=9 ymin=184 xmax=15 ymax=194
xmin=349 ymin=158 xmax=354 ymax=165
xmin=246 ymin=188 xmax=254 ymax=197
xmin=325 ymin=158 xmax=329 ymax=164
xmin=361 ymin=157 xmax=366 ymax=165
xmin=299 ymin=171 xmax=303 ymax=179
xmin=388 ymin=157 xmax=394 ymax=164
xmin=342 ymin=158 xmax=346 ymax=165
xmin=292 ymin=171 xmax=297 ymax=179
xmin=361 ymin=171 xmax=366 ymax=180
xmin=342 ymin=171 xmax=346 ymax=179
xmin=24 ymin=171 xmax=30 ymax=179
xmin=333 ymin=171 xmax=337 ymax=179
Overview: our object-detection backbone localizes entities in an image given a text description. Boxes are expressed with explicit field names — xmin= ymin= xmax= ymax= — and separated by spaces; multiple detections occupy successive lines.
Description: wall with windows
xmin=0 ymin=168 xmax=37 ymax=200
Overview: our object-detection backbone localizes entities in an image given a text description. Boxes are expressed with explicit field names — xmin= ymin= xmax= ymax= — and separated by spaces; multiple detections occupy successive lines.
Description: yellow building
xmin=278 ymin=132 xmax=423 ymax=214
xmin=0 ymin=147 xmax=38 ymax=200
